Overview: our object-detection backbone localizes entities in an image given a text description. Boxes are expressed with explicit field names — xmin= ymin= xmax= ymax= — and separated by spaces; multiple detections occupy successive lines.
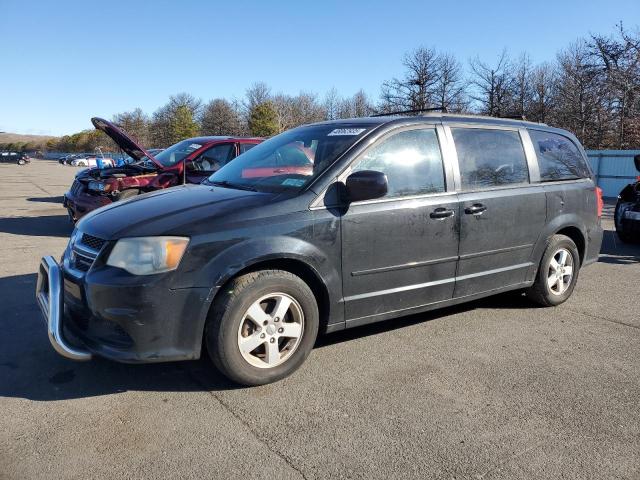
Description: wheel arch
xmin=527 ymin=215 xmax=588 ymax=282
xmin=554 ymin=225 xmax=586 ymax=265
xmin=214 ymin=257 xmax=332 ymax=335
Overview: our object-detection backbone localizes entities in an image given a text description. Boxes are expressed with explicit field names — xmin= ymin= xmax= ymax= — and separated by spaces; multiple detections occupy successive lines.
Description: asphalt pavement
xmin=1 ymin=160 xmax=639 ymax=479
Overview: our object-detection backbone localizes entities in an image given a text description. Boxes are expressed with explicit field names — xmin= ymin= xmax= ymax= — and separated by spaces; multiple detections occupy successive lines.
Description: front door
xmin=448 ymin=126 xmax=546 ymax=297
xmin=340 ymin=126 xmax=459 ymax=325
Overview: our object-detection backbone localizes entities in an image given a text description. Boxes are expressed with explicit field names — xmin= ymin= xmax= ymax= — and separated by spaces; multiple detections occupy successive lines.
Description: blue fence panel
xmin=586 ymin=150 xmax=639 ymax=198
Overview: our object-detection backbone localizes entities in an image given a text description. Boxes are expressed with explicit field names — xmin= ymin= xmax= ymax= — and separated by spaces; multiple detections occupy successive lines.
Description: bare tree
xmin=380 ymin=47 xmax=441 ymax=111
xmin=244 ymin=82 xmax=272 ymax=114
xmin=201 ymin=99 xmax=244 ymax=136
xmin=552 ymin=41 xmax=605 ymax=147
xmin=588 ymin=25 xmax=640 ymax=148
xmin=323 ymin=87 xmax=341 ymax=120
xmin=510 ymin=53 xmax=534 ymax=117
xmin=112 ymin=108 xmax=150 ymax=145
xmin=433 ymin=53 xmax=468 ymax=112
xmin=528 ymin=63 xmax=557 ymax=123
xmin=468 ymin=50 xmax=513 ymax=116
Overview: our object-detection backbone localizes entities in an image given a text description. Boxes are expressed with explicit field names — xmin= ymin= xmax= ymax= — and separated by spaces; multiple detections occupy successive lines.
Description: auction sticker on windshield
xmin=327 ymin=128 xmax=366 ymax=136
xmin=281 ymin=178 xmax=306 ymax=187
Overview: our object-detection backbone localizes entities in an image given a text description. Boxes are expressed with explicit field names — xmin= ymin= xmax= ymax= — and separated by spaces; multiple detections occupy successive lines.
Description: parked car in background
xmin=0 ymin=151 xmax=30 ymax=165
xmin=70 ymin=155 xmax=115 ymax=168
xmin=38 ymin=113 xmax=603 ymax=386
xmin=62 ymin=117 xmax=262 ymax=221
xmin=614 ymin=154 xmax=640 ymax=242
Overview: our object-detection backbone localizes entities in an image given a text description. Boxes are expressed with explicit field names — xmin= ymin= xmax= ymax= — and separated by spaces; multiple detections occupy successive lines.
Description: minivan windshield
xmin=154 ymin=140 xmax=205 ymax=167
xmin=206 ymin=124 xmax=375 ymax=193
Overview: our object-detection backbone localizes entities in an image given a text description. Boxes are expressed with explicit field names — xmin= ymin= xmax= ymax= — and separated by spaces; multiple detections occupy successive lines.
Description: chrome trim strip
xmin=344 ymin=262 xmax=532 ymax=302
xmin=458 ymin=244 xmax=533 ymax=260
xmin=455 ymin=262 xmax=532 ymax=281
xmin=73 ymin=244 xmax=99 ymax=258
xmin=352 ymin=255 xmax=458 ymax=276
xmin=344 ymin=277 xmax=455 ymax=302
xmin=35 ymin=256 xmax=92 ymax=361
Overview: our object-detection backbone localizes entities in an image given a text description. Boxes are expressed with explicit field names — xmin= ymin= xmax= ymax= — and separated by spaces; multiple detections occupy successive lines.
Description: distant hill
xmin=0 ymin=132 xmax=57 ymax=144
xmin=0 ymin=132 xmax=58 ymax=151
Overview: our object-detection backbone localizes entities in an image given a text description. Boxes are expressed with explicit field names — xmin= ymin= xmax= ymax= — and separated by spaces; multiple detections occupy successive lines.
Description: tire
xmin=17 ymin=159 xmax=26 ymax=165
xmin=206 ymin=270 xmax=319 ymax=386
xmin=115 ymin=189 xmax=139 ymax=201
xmin=526 ymin=234 xmax=580 ymax=307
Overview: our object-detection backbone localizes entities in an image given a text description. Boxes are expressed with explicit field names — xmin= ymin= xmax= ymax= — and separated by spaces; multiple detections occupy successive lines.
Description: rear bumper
xmin=583 ymin=223 xmax=604 ymax=267
xmin=35 ymin=256 xmax=92 ymax=360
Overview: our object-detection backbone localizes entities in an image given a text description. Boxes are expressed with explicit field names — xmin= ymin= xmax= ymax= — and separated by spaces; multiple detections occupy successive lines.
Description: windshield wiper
xmin=209 ymin=180 xmax=258 ymax=192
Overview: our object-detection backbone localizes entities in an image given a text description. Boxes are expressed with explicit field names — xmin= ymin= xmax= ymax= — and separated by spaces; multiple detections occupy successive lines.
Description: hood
xmin=77 ymin=184 xmax=279 ymax=239
xmin=91 ymin=117 xmax=162 ymax=169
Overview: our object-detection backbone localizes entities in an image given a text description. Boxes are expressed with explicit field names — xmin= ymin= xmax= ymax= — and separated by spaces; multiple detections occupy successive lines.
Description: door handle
xmin=430 ymin=207 xmax=455 ymax=219
xmin=464 ymin=203 xmax=487 ymax=215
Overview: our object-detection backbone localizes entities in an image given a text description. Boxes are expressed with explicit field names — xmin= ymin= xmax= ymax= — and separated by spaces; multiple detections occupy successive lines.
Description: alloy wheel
xmin=547 ymin=248 xmax=574 ymax=295
xmin=237 ymin=292 xmax=304 ymax=368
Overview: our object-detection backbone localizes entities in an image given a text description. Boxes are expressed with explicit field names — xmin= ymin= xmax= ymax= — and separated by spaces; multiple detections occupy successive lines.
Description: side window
xmin=239 ymin=143 xmax=257 ymax=154
xmin=452 ymin=128 xmax=529 ymax=190
xmin=529 ymin=130 xmax=590 ymax=181
xmin=191 ymin=143 xmax=234 ymax=172
xmin=351 ymin=128 xmax=446 ymax=199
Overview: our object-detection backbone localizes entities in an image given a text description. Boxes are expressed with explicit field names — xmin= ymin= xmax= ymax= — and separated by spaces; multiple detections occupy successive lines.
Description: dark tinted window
xmin=352 ymin=128 xmax=445 ymax=198
xmin=452 ymin=128 xmax=529 ymax=190
xmin=529 ymin=130 xmax=590 ymax=181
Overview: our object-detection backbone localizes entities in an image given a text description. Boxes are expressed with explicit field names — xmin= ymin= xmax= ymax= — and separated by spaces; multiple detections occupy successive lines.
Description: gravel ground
xmin=1 ymin=160 xmax=639 ymax=480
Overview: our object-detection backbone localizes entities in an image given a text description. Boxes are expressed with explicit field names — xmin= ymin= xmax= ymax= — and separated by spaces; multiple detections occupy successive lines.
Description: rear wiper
xmin=209 ymin=180 xmax=257 ymax=192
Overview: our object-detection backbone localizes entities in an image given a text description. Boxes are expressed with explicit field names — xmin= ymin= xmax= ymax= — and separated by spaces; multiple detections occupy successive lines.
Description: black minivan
xmin=37 ymin=113 xmax=603 ymax=385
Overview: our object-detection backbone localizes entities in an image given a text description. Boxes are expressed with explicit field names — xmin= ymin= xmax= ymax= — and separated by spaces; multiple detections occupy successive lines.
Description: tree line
xmin=31 ymin=24 xmax=640 ymax=153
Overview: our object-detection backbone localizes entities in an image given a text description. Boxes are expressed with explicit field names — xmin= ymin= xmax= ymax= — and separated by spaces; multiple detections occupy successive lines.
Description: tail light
xmin=595 ymin=187 xmax=604 ymax=218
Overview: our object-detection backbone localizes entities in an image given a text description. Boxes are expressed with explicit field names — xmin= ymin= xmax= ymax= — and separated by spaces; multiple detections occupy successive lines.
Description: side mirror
xmin=634 ymin=154 xmax=640 ymax=173
xmin=345 ymin=170 xmax=388 ymax=202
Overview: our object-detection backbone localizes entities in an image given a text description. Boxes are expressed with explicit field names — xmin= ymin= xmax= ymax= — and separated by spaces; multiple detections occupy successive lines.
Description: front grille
xmin=73 ymin=252 xmax=95 ymax=272
xmin=81 ymin=233 xmax=106 ymax=251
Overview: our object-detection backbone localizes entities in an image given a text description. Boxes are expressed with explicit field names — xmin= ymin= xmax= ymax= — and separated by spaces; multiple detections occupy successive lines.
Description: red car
xmin=63 ymin=117 xmax=263 ymax=221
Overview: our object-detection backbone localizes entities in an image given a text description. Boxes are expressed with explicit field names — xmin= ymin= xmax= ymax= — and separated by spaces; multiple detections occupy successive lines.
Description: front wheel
xmin=526 ymin=234 xmax=580 ymax=307
xmin=206 ymin=270 xmax=319 ymax=386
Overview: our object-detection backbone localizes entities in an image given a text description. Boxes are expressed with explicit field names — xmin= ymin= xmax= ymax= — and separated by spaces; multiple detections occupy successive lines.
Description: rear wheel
xmin=17 ymin=159 xmax=26 ymax=165
xmin=526 ymin=234 xmax=580 ymax=307
xmin=206 ymin=270 xmax=319 ymax=386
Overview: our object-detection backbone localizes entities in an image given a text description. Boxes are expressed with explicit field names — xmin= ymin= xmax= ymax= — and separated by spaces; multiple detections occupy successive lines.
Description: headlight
xmin=106 ymin=237 xmax=189 ymax=275
xmin=88 ymin=181 xmax=110 ymax=192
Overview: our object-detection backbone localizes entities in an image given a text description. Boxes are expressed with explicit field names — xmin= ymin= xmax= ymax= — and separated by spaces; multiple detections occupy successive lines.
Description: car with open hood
xmin=37 ymin=113 xmax=603 ymax=386
xmin=62 ymin=117 xmax=262 ymax=221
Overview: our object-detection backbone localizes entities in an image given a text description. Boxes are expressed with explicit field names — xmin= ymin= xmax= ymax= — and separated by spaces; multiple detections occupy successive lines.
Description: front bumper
xmin=36 ymin=254 xmax=212 ymax=363
xmin=35 ymin=256 xmax=92 ymax=360
xmin=64 ymin=188 xmax=112 ymax=221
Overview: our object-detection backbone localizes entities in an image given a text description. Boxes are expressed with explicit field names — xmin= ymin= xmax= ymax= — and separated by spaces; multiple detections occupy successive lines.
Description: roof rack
xmin=501 ymin=114 xmax=528 ymax=121
xmin=372 ymin=107 xmax=448 ymax=117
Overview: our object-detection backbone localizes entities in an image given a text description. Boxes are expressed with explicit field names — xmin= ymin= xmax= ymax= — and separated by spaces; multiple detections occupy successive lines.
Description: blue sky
xmin=1 ymin=0 xmax=638 ymax=136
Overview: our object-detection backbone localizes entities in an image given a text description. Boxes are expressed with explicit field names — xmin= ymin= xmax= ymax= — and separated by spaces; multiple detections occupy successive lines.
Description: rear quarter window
xmin=452 ymin=128 xmax=529 ymax=190
xmin=529 ymin=130 xmax=590 ymax=181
